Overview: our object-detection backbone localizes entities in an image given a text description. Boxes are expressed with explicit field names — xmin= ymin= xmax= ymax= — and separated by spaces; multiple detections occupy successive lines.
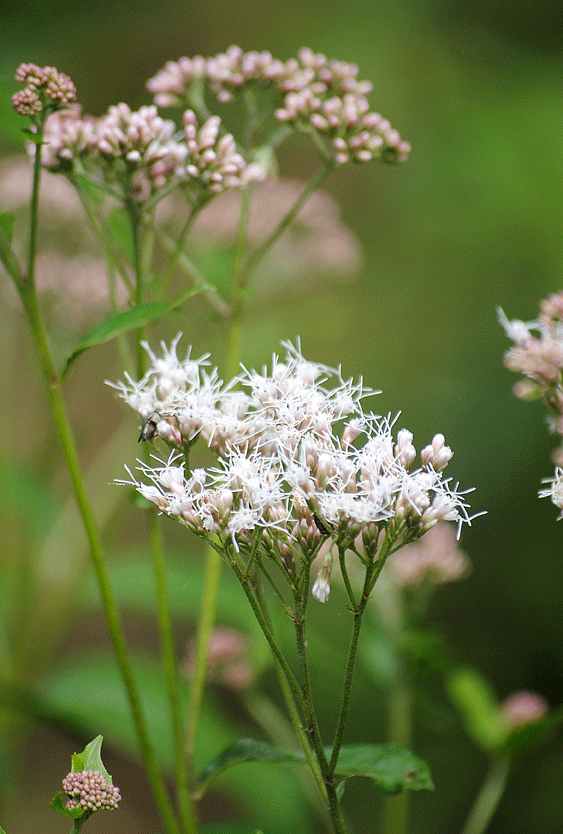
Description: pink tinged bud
xmin=159 ymin=466 xmax=185 ymax=495
xmin=501 ymin=691 xmax=549 ymax=726
xmin=312 ymin=552 xmax=333 ymax=602
xmin=421 ymin=434 xmax=453 ymax=471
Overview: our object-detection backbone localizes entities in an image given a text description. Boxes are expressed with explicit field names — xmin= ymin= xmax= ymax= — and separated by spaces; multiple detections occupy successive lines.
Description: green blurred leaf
xmin=106 ymin=207 xmax=134 ymax=261
xmin=60 ymin=285 xmax=207 ymax=379
xmin=0 ymin=213 xmax=14 ymax=244
xmin=0 ymin=456 xmax=60 ymax=537
xmin=502 ymin=705 xmax=563 ymax=758
xmin=196 ymin=739 xmax=433 ymax=798
xmin=202 ymin=825 xmax=264 ymax=834
xmin=79 ymin=552 xmax=272 ymax=675
xmin=447 ymin=666 xmax=508 ymax=753
xmin=195 ymin=739 xmax=299 ymax=798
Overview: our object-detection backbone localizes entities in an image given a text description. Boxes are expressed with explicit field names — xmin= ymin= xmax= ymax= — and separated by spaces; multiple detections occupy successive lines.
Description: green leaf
xmin=79 ymin=551 xmax=272 ymax=675
xmin=50 ymin=790 xmax=84 ymax=819
xmin=447 ymin=666 xmax=508 ymax=753
xmin=195 ymin=739 xmax=299 ymax=798
xmin=202 ymin=822 xmax=265 ymax=834
xmin=60 ymin=285 xmax=208 ymax=379
xmin=0 ymin=213 xmax=14 ymax=244
xmin=195 ymin=739 xmax=433 ymax=799
xmin=70 ymin=735 xmax=112 ymax=782
xmin=502 ymin=705 xmax=563 ymax=758
xmin=331 ymin=744 xmax=434 ymax=793
xmin=107 ymin=207 xmax=134 ymax=261
xmin=21 ymin=128 xmax=42 ymax=144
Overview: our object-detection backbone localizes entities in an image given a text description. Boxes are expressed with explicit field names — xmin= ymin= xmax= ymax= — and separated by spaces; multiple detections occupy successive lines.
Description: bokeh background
xmin=2 ymin=0 xmax=563 ymax=832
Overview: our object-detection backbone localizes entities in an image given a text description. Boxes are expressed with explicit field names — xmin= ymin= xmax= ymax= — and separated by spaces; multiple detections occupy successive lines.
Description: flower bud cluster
xmin=146 ymin=46 xmax=410 ymax=165
xmin=39 ymin=102 xmax=260 ymax=199
xmin=500 ymin=296 xmax=563 ymax=484
xmin=62 ymin=769 xmax=121 ymax=813
xmin=12 ymin=63 xmax=76 ymax=116
xmin=113 ymin=339 xmax=475 ymax=600
xmin=182 ymin=111 xmax=263 ymax=194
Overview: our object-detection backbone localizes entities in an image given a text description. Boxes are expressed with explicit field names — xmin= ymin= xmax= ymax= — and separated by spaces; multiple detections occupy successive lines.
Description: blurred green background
xmin=2 ymin=0 xmax=563 ymax=832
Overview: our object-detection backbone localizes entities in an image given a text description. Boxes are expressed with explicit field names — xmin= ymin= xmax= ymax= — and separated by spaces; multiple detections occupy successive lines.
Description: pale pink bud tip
xmin=501 ymin=691 xmax=549 ymax=726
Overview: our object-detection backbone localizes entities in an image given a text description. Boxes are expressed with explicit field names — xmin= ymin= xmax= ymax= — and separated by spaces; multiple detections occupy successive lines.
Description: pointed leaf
xmin=71 ymin=735 xmax=112 ymax=782
xmin=60 ymin=285 xmax=208 ymax=379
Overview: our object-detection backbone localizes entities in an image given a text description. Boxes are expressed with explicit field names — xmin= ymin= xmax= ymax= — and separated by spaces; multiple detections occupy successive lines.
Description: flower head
xmin=113 ymin=339 xmax=478 ymax=599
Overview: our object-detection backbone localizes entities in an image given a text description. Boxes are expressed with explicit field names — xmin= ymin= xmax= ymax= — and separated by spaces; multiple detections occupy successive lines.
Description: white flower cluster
xmin=112 ymin=339 xmax=475 ymax=600
xmin=146 ymin=45 xmax=411 ymax=165
xmin=39 ymin=102 xmax=261 ymax=199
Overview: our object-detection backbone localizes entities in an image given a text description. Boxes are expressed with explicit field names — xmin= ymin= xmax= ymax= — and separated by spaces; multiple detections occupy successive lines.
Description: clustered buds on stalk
xmin=11 ymin=63 xmax=76 ymax=116
xmin=111 ymin=339 xmax=476 ymax=603
xmin=13 ymin=46 xmax=409 ymax=205
xmin=499 ymin=295 xmax=563 ymax=516
xmin=62 ymin=769 xmax=121 ymax=813
xmin=147 ymin=45 xmax=411 ymax=165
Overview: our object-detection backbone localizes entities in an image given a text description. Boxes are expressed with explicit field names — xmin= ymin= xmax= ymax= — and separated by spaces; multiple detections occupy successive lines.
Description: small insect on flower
xmin=138 ymin=413 xmax=160 ymax=442
xmin=314 ymin=514 xmax=331 ymax=536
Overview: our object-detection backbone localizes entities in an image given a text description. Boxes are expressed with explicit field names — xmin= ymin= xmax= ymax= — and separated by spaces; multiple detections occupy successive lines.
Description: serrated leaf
xmin=195 ymin=739 xmax=433 ymax=799
xmin=0 ymin=213 xmax=14 ymax=244
xmin=331 ymin=744 xmax=433 ymax=793
xmin=447 ymin=666 xmax=508 ymax=753
xmin=60 ymin=285 xmax=207 ymax=379
xmin=50 ymin=791 xmax=83 ymax=819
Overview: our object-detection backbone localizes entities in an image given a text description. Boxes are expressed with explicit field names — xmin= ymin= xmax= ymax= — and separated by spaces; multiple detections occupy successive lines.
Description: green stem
xmin=22 ymin=290 xmax=179 ymax=834
xmin=27 ymin=120 xmax=44 ymax=286
xmin=5 ymin=143 xmax=180 ymax=834
xmin=291 ymin=569 xmax=348 ymax=834
xmin=128 ymin=198 xmax=196 ymax=833
xmin=329 ymin=541 xmax=391 ymax=776
xmin=381 ymin=679 xmax=412 ymax=834
xmin=184 ymin=543 xmax=222 ymax=775
xmin=160 ymin=201 xmax=204 ymax=290
xmin=460 ymin=756 xmax=511 ymax=834
xmin=149 ymin=514 xmax=197 ymax=834
xmin=252 ymin=566 xmax=328 ymax=804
